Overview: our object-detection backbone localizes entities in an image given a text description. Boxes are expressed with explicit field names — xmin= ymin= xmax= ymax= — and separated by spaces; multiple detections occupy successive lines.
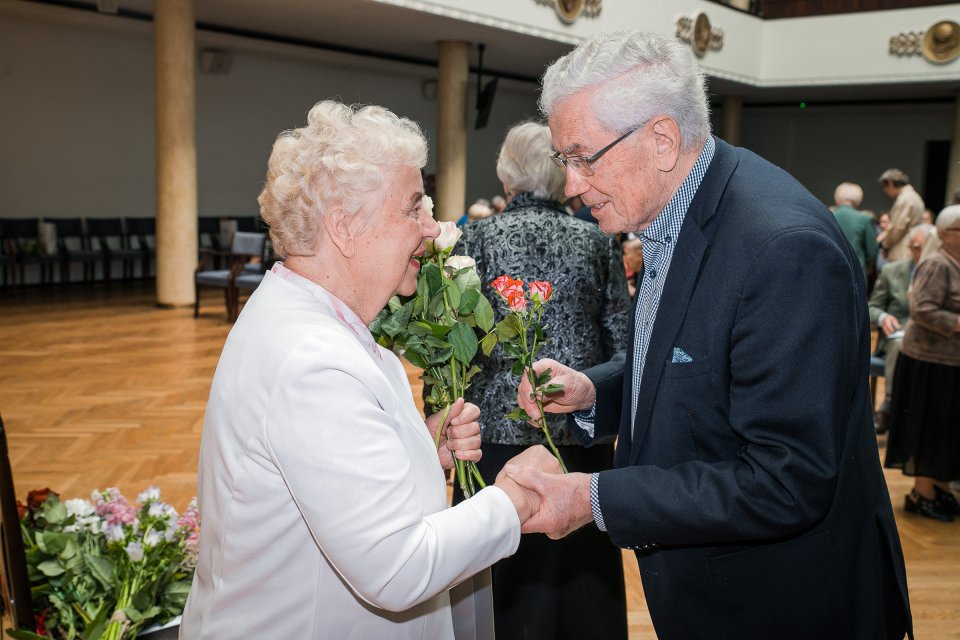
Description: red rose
xmin=507 ymin=290 xmax=527 ymax=312
xmin=491 ymin=275 xmax=514 ymax=296
xmin=529 ymin=280 xmax=552 ymax=302
xmin=27 ymin=487 xmax=56 ymax=512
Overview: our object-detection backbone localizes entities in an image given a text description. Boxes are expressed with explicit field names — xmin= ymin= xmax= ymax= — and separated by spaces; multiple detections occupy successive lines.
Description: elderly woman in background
xmin=452 ymin=121 xmax=631 ymax=640
xmin=885 ymin=205 xmax=960 ymax=522
xmin=180 ymin=101 xmax=556 ymax=639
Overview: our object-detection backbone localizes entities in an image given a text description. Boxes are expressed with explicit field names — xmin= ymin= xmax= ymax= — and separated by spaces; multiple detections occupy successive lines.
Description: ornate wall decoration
xmin=534 ymin=0 xmax=601 ymax=24
xmin=890 ymin=20 xmax=960 ymax=64
xmin=889 ymin=31 xmax=924 ymax=57
xmin=923 ymin=20 xmax=960 ymax=64
xmin=675 ymin=12 xmax=723 ymax=57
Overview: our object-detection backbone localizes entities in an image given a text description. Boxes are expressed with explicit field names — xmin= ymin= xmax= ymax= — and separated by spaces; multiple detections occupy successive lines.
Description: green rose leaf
xmin=535 ymin=368 xmax=554 ymax=386
xmin=36 ymin=560 xmax=65 ymax=577
xmin=473 ymin=295 xmax=494 ymax=332
xmin=510 ymin=360 xmax=525 ymax=377
xmin=444 ymin=281 xmax=461 ymax=310
xmin=84 ymin=554 xmax=115 ymax=587
xmin=44 ymin=499 xmax=67 ymax=525
xmin=454 ymin=267 xmax=481 ymax=292
xmin=458 ymin=289 xmax=480 ymax=314
xmin=480 ymin=332 xmax=498 ymax=357
xmin=380 ymin=300 xmax=413 ymax=337
xmin=542 ymin=383 xmax=565 ymax=394
xmin=423 ymin=262 xmax=443 ymax=296
xmin=428 ymin=293 xmax=446 ymax=319
xmin=504 ymin=407 xmax=532 ymax=422
xmin=448 ymin=322 xmax=479 ymax=365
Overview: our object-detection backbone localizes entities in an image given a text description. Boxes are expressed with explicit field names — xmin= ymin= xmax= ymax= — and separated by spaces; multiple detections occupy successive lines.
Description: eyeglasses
xmin=550 ymin=126 xmax=640 ymax=176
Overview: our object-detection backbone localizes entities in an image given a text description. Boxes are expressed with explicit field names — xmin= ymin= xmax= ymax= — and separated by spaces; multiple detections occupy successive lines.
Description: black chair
xmin=198 ymin=217 xmax=225 ymax=269
xmin=0 ymin=218 xmax=58 ymax=286
xmin=86 ymin=218 xmax=143 ymax=281
xmin=0 ymin=240 xmax=13 ymax=288
xmin=195 ymin=231 xmax=267 ymax=321
xmin=124 ymin=217 xmax=156 ymax=279
xmin=230 ymin=216 xmax=257 ymax=233
xmin=49 ymin=218 xmax=100 ymax=283
xmin=0 ymin=416 xmax=33 ymax=632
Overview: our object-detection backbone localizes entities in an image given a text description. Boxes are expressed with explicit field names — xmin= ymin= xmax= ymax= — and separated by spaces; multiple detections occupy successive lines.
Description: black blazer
xmin=580 ymin=138 xmax=912 ymax=640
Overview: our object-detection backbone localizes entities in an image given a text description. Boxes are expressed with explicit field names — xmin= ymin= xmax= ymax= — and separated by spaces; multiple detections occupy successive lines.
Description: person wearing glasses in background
xmin=503 ymin=31 xmax=913 ymax=640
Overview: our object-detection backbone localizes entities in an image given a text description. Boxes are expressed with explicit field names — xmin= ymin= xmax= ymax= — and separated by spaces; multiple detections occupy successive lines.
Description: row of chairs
xmin=0 ymin=217 xmax=264 ymax=287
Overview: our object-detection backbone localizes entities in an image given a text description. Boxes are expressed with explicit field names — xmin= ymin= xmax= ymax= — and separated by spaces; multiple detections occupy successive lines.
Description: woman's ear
xmin=650 ymin=116 xmax=681 ymax=172
xmin=322 ymin=206 xmax=356 ymax=258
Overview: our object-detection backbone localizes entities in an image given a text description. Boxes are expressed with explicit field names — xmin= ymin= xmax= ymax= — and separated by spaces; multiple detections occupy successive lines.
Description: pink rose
xmin=529 ymin=280 xmax=553 ymax=303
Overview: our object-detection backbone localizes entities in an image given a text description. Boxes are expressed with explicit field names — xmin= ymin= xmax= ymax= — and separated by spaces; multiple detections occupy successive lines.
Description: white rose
xmin=428 ymin=221 xmax=462 ymax=255
xmin=445 ymin=255 xmax=476 ymax=272
xmin=422 ymin=195 xmax=434 ymax=217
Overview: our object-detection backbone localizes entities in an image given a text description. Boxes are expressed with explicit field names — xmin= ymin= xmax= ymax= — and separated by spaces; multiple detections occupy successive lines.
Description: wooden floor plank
xmin=1 ymin=282 xmax=957 ymax=638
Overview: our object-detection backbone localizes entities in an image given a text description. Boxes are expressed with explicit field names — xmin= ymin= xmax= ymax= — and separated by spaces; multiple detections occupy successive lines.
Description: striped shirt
xmin=588 ymin=136 xmax=716 ymax=532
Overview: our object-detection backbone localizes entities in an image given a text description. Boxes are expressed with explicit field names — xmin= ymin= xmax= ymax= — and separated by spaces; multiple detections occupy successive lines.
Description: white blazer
xmin=180 ymin=269 xmax=520 ymax=639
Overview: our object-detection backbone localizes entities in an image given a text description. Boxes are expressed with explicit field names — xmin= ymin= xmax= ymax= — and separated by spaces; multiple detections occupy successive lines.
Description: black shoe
xmin=905 ymin=491 xmax=954 ymax=522
xmin=934 ymin=485 xmax=960 ymax=516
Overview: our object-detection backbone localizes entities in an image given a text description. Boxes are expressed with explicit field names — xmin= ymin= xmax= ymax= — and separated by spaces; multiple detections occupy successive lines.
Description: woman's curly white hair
xmin=258 ymin=101 xmax=427 ymax=257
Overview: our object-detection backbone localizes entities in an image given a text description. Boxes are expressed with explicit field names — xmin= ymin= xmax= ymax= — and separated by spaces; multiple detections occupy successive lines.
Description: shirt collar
xmin=639 ymin=136 xmax=716 ymax=244
xmin=270 ymin=262 xmax=381 ymax=359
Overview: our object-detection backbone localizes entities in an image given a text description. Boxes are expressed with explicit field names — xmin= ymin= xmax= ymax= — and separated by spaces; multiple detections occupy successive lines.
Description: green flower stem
xmin=523 ymin=304 xmax=567 ymax=473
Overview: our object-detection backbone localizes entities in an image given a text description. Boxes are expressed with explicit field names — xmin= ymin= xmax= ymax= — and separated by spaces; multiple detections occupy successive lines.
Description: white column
xmin=946 ymin=90 xmax=960 ymax=207
xmin=722 ymin=95 xmax=742 ymax=146
xmin=154 ymin=0 xmax=198 ymax=306
xmin=435 ymin=41 xmax=470 ymax=223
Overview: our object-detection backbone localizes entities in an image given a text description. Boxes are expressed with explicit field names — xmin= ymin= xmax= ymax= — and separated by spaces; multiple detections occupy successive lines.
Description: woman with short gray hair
xmin=181 ymin=101 xmax=556 ymax=639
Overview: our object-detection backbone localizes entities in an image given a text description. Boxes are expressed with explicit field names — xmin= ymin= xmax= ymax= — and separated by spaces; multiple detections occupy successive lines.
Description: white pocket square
xmin=671 ymin=347 xmax=693 ymax=363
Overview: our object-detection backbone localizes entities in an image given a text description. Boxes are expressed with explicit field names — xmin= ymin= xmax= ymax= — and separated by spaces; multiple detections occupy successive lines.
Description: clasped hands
xmin=426 ymin=359 xmax=599 ymax=538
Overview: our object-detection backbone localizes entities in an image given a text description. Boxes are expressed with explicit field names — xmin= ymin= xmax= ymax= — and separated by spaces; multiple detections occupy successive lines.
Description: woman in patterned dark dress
xmin=452 ymin=122 xmax=631 ymax=640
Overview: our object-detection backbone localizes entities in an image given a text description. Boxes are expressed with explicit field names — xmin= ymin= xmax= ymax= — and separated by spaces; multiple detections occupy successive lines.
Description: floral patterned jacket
xmin=453 ymin=193 xmax=631 ymax=446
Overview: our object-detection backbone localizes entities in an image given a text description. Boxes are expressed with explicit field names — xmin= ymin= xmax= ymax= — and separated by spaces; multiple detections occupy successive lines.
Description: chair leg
xmin=194 ymin=284 xmax=201 ymax=318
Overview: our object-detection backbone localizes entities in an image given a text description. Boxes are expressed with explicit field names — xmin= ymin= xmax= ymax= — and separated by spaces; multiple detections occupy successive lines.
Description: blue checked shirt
xmin=583 ymin=137 xmax=716 ymax=531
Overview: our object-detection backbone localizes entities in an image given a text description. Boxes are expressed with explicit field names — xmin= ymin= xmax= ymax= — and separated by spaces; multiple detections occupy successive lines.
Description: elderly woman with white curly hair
xmin=180 ymin=101 xmax=554 ymax=640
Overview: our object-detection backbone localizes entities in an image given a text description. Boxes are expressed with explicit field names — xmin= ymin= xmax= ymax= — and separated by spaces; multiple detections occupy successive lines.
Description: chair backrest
xmin=0 ymin=219 xmax=40 ymax=241
xmin=49 ymin=218 xmax=84 ymax=239
xmin=86 ymin=218 xmax=124 ymax=250
xmin=0 ymin=417 xmax=33 ymax=630
xmin=231 ymin=216 xmax=257 ymax=233
xmin=124 ymin=217 xmax=156 ymax=235
xmin=231 ymin=231 xmax=267 ymax=258
xmin=198 ymin=217 xmax=222 ymax=250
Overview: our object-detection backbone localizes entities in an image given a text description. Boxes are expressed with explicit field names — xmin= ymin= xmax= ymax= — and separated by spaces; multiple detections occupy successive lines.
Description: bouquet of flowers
xmin=7 ymin=487 xmax=199 ymax=640
xmin=370 ymin=199 xmax=495 ymax=498
xmin=484 ymin=275 xmax=568 ymax=472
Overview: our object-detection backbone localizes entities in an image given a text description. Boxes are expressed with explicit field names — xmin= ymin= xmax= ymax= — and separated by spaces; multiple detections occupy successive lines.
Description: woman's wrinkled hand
xmin=425 ymin=398 xmax=482 ymax=470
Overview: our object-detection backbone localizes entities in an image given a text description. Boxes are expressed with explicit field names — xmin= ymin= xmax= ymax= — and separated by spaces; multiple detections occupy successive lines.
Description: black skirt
xmin=884 ymin=352 xmax=960 ymax=481
xmin=453 ymin=443 xmax=628 ymax=640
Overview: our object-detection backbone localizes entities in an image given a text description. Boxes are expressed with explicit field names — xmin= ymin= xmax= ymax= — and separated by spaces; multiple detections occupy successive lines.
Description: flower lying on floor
xmin=7 ymin=487 xmax=199 ymax=640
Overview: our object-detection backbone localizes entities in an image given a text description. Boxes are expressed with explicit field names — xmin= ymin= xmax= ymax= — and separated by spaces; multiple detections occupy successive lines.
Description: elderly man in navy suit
xmin=506 ymin=31 xmax=912 ymax=640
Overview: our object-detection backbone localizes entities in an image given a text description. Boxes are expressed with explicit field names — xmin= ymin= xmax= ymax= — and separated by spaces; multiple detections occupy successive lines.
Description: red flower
xmin=491 ymin=275 xmax=522 ymax=297
xmin=27 ymin=488 xmax=56 ymax=512
xmin=529 ymin=280 xmax=552 ymax=303
xmin=507 ymin=290 xmax=527 ymax=312
xmin=35 ymin=610 xmax=48 ymax=636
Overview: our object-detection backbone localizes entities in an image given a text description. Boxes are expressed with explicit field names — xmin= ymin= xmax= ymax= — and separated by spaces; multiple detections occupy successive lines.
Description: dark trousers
xmin=454 ymin=443 xmax=628 ymax=640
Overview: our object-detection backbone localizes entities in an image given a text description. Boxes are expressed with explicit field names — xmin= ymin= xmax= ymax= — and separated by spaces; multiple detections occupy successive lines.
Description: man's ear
xmin=650 ymin=116 xmax=682 ymax=172
xmin=322 ymin=206 xmax=356 ymax=258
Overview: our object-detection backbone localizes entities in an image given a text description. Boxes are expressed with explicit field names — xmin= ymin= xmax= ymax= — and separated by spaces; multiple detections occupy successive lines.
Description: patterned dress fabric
xmin=454 ymin=193 xmax=631 ymax=446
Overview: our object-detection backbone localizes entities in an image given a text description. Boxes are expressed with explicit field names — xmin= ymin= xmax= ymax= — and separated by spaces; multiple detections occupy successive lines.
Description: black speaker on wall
xmin=474 ymin=44 xmax=498 ymax=130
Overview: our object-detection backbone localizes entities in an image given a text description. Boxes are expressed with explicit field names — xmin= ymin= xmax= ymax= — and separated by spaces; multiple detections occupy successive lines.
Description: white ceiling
xmin=62 ymin=0 xmax=960 ymax=103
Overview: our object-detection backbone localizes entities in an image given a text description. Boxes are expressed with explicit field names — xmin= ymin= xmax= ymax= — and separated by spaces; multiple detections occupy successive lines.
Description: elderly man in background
xmin=833 ymin=182 xmax=877 ymax=281
xmin=869 ymin=224 xmax=931 ymax=433
xmin=505 ymin=30 xmax=912 ymax=640
xmin=878 ymin=168 xmax=924 ymax=261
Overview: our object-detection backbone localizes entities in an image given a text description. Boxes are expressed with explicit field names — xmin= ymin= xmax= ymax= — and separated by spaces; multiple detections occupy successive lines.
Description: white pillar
xmin=722 ymin=96 xmax=742 ymax=147
xmin=946 ymin=90 xmax=960 ymax=207
xmin=435 ymin=41 xmax=470 ymax=223
xmin=154 ymin=0 xmax=198 ymax=306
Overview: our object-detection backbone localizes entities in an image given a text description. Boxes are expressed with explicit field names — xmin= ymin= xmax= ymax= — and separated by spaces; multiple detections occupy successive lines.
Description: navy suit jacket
xmin=579 ymin=138 xmax=911 ymax=639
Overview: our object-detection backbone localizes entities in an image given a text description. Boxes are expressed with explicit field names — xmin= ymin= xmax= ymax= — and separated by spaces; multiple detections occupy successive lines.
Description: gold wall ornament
xmin=675 ymin=12 xmax=723 ymax=57
xmin=534 ymin=0 xmax=601 ymax=24
xmin=889 ymin=31 xmax=924 ymax=57
xmin=923 ymin=20 xmax=960 ymax=64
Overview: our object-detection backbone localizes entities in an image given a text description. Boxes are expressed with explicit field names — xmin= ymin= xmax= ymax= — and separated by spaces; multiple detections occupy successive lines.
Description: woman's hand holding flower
xmin=426 ymin=398 xmax=483 ymax=470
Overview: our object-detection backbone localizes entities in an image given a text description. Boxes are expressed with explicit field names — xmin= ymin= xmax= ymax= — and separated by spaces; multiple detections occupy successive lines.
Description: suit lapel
xmin=627 ymin=138 xmax=739 ymax=464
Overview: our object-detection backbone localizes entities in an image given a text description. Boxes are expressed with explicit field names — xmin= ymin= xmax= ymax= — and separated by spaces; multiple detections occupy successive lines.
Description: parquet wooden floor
xmin=1 ymin=283 xmax=958 ymax=639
